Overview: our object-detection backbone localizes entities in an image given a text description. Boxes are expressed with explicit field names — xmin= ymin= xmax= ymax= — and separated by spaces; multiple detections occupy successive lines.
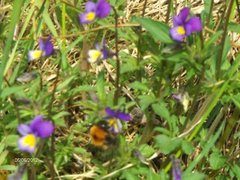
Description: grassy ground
xmin=0 ymin=0 xmax=240 ymax=179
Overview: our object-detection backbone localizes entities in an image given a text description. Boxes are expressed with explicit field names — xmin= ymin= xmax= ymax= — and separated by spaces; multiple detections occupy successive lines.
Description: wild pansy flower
xmin=17 ymin=115 xmax=54 ymax=153
xmin=170 ymin=7 xmax=202 ymax=42
xmin=79 ymin=0 xmax=111 ymax=24
xmin=28 ymin=36 xmax=54 ymax=61
xmin=88 ymin=41 xmax=109 ymax=63
xmin=105 ymin=107 xmax=131 ymax=134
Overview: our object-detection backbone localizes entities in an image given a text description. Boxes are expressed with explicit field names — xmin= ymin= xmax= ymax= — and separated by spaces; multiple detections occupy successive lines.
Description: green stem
xmin=165 ymin=0 xmax=172 ymax=23
xmin=216 ymin=0 xmax=234 ymax=80
xmin=112 ymin=6 xmax=120 ymax=105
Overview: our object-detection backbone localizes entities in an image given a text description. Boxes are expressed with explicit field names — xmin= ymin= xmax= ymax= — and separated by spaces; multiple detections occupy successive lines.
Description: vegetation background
xmin=0 ymin=0 xmax=240 ymax=179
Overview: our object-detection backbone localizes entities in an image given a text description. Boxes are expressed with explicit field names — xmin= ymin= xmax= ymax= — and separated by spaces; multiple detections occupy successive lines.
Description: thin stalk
xmin=216 ymin=0 xmax=234 ymax=80
xmin=17 ymin=23 xmax=140 ymax=40
xmin=112 ymin=6 xmax=120 ymax=105
xmin=206 ymin=0 xmax=214 ymax=28
xmin=136 ymin=0 xmax=148 ymax=81
xmin=165 ymin=0 xmax=172 ymax=23
xmin=62 ymin=2 xmax=66 ymax=51
xmin=236 ymin=0 xmax=240 ymax=18
xmin=47 ymin=55 xmax=62 ymax=179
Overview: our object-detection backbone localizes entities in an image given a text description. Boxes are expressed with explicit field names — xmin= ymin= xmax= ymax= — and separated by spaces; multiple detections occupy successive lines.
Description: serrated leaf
xmin=139 ymin=95 xmax=156 ymax=110
xmin=139 ymin=144 xmax=155 ymax=158
xmin=132 ymin=17 xmax=174 ymax=44
xmin=152 ymin=102 xmax=170 ymax=121
xmin=181 ymin=140 xmax=194 ymax=155
xmin=155 ymin=135 xmax=182 ymax=154
xmin=209 ymin=152 xmax=226 ymax=170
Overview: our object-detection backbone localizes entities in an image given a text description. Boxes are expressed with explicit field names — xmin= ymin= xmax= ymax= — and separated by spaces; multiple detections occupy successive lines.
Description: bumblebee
xmin=89 ymin=121 xmax=116 ymax=149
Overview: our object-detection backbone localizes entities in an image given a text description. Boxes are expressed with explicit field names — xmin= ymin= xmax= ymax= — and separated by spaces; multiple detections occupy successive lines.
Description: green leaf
xmin=182 ymin=171 xmax=206 ymax=180
xmin=0 ymin=165 xmax=17 ymax=171
xmin=231 ymin=94 xmax=240 ymax=109
xmin=96 ymin=71 xmax=106 ymax=102
xmin=209 ymin=151 xmax=226 ymax=170
xmin=5 ymin=135 xmax=19 ymax=147
xmin=155 ymin=135 xmax=182 ymax=154
xmin=228 ymin=23 xmax=240 ymax=33
xmin=139 ymin=95 xmax=156 ymax=110
xmin=152 ymin=102 xmax=170 ymax=121
xmin=1 ymin=86 xmax=25 ymax=99
xmin=0 ymin=150 xmax=8 ymax=165
xmin=56 ymin=76 xmax=75 ymax=91
xmin=186 ymin=122 xmax=225 ymax=173
xmin=0 ymin=0 xmax=25 ymax=89
xmin=231 ymin=164 xmax=240 ymax=179
xmin=181 ymin=140 xmax=194 ymax=155
xmin=139 ymin=144 xmax=155 ymax=158
xmin=129 ymin=81 xmax=149 ymax=92
xmin=120 ymin=57 xmax=139 ymax=74
xmin=132 ymin=17 xmax=174 ymax=44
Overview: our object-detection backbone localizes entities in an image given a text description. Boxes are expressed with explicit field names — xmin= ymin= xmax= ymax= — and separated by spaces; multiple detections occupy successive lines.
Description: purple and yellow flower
xmin=105 ymin=107 xmax=131 ymax=133
xmin=28 ymin=36 xmax=54 ymax=61
xmin=170 ymin=7 xmax=202 ymax=42
xmin=79 ymin=0 xmax=111 ymax=24
xmin=88 ymin=42 xmax=109 ymax=63
xmin=17 ymin=115 xmax=54 ymax=153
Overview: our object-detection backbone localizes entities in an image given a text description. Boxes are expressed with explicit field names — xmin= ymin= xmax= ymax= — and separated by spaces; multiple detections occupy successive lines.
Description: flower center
xmin=22 ymin=134 xmax=36 ymax=148
xmin=108 ymin=118 xmax=116 ymax=126
xmin=88 ymin=50 xmax=102 ymax=63
xmin=177 ymin=26 xmax=185 ymax=35
xmin=29 ymin=50 xmax=43 ymax=60
xmin=86 ymin=12 xmax=96 ymax=21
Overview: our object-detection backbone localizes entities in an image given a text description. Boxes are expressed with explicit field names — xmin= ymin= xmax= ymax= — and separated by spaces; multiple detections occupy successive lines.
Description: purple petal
xmin=18 ymin=134 xmax=36 ymax=153
xmin=33 ymin=121 xmax=54 ymax=138
xmin=39 ymin=36 xmax=54 ymax=57
xmin=17 ymin=124 xmax=32 ymax=136
xmin=169 ymin=26 xmax=186 ymax=42
xmin=105 ymin=107 xmax=116 ymax=117
xmin=101 ymin=48 xmax=109 ymax=60
xmin=96 ymin=0 xmax=111 ymax=18
xmin=30 ymin=115 xmax=44 ymax=130
xmin=85 ymin=1 xmax=97 ymax=12
xmin=79 ymin=12 xmax=96 ymax=24
xmin=178 ymin=7 xmax=189 ymax=22
xmin=173 ymin=16 xmax=183 ymax=26
xmin=30 ymin=115 xmax=54 ymax=138
xmin=186 ymin=17 xmax=202 ymax=33
xmin=116 ymin=112 xmax=131 ymax=121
